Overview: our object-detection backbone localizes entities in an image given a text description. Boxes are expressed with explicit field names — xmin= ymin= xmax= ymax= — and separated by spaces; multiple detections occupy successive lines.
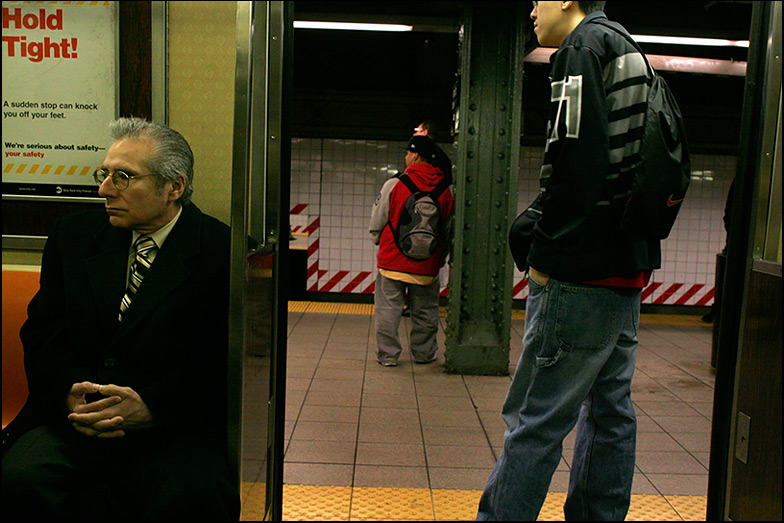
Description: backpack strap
xmin=387 ymin=174 xmax=417 ymax=236
xmin=397 ymin=173 xmax=420 ymax=195
xmin=590 ymin=19 xmax=655 ymax=80
xmin=398 ymin=173 xmax=450 ymax=199
xmin=430 ymin=176 xmax=451 ymax=199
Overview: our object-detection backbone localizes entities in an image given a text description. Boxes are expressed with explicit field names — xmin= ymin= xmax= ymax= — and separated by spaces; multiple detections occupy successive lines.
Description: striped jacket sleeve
xmin=534 ymin=39 xmax=649 ymax=248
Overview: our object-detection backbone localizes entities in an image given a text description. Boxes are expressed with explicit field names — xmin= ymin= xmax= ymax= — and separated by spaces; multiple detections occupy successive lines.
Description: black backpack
xmin=392 ymin=174 xmax=450 ymax=260
xmin=595 ymin=20 xmax=691 ymax=239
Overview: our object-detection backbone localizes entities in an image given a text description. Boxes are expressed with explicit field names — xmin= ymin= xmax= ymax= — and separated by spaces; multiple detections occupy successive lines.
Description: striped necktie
xmin=119 ymin=235 xmax=157 ymax=322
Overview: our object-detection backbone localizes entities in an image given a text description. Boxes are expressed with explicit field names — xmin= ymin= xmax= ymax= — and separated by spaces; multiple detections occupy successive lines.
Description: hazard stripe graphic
xmin=290 ymin=203 xmax=716 ymax=306
xmin=674 ymin=284 xmax=704 ymax=305
xmin=342 ymin=272 xmax=372 ymax=293
xmin=654 ymin=284 xmax=683 ymax=304
xmin=3 ymin=163 xmax=95 ymax=176
xmin=694 ymin=287 xmax=715 ymax=306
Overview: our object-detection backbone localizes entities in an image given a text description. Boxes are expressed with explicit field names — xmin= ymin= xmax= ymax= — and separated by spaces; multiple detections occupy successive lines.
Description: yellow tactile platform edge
xmin=288 ymin=301 xmax=707 ymax=326
xmin=289 ymin=301 xmax=375 ymax=316
xmin=239 ymin=483 xmax=707 ymax=521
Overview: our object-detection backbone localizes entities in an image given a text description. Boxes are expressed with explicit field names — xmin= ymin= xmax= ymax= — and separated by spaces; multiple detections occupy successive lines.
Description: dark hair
xmin=577 ymin=1 xmax=606 ymax=14
xmin=109 ymin=117 xmax=195 ymax=205
xmin=418 ymin=119 xmax=440 ymax=141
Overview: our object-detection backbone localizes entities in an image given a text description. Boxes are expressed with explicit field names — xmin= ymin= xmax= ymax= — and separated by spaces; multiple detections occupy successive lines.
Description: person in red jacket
xmin=369 ymin=136 xmax=453 ymax=366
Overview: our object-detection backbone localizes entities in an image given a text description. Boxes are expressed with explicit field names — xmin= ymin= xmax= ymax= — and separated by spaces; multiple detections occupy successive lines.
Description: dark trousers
xmin=2 ymin=424 xmax=240 ymax=521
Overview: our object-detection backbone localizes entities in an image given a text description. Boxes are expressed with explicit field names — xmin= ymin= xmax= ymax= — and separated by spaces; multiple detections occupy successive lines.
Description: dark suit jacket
xmin=2 ymin=203 xmax=231 ymax=451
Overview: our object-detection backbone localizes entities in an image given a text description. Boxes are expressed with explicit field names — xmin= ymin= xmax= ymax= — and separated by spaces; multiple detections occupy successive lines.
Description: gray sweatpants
xmin=374 ymin=271 xmax=440 ymax=363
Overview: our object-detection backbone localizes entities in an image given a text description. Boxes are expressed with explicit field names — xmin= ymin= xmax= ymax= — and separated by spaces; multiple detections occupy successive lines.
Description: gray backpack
xmin=392 ymin=174 xmax=450 ymax=260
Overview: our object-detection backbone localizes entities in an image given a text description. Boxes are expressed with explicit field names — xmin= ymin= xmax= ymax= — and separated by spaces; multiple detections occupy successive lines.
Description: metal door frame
xmin=707 ymin=1 xmax=782 ymax=519
xmin=229 ymin=2 xmax=291 ymax=520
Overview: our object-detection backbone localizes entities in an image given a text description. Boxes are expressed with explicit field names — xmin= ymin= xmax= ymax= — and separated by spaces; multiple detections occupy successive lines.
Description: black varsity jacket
xmin=527 ymin=11 xmax=662 ymax=282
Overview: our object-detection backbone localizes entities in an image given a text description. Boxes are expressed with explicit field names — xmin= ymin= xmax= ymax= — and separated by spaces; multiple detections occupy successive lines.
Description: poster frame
xmin=1 ymin=1 xmax=121 ymax=203
xmin=2 ymin=1 xmax=163 ymax=250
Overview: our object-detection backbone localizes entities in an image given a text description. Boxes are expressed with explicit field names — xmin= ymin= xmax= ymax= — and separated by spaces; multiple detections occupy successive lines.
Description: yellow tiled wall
xmin=168 ymin=1 xmax=236 ymax=225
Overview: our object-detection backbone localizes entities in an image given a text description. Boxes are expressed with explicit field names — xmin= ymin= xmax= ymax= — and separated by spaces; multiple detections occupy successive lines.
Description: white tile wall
xmin=290 ymin=138 xmax=734 ymax=306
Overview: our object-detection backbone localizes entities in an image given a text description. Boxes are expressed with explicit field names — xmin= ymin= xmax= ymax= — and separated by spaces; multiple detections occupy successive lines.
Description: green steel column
xmin=445 ymin=2 xmax=526 ymax=375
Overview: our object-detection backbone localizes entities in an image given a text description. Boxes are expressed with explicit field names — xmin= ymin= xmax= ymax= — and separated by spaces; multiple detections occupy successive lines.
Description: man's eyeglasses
xmin=532 ymin=1 xmax=538 ymax=8
xmin=93 ymin=169 xmax=159 ymax=191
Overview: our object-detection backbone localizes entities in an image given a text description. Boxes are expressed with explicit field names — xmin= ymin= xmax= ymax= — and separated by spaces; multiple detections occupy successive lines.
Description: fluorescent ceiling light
xmin=632 ymin=34 xmax=749 ymax=48
xmin=294 ymin=21 xmax=413 ymax=32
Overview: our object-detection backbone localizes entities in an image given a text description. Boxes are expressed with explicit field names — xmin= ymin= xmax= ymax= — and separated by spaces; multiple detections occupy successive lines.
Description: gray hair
xmin=108 ymin=117 xmax=195 ymax=205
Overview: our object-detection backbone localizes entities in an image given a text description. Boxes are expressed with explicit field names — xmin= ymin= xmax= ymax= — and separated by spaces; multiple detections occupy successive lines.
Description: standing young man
xmin=478 ymin=2 xmax=661 ymax=520
xmin=369 ymin=136 xmax=453 ymax=367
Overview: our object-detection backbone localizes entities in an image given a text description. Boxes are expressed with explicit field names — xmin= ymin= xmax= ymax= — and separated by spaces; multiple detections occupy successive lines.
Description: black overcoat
xmin=2 ymin=203 xmax=231 ymax=451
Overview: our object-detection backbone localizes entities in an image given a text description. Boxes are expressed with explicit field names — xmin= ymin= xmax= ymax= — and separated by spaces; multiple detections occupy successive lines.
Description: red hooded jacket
xmin=369 ymin=162 xmax=453 ymax=276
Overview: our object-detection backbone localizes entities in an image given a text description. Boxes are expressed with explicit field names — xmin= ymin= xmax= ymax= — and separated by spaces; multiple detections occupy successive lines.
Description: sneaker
xmin=414 ymin=354 xmax=437 ymax=364
xmin=378 ymin=359 xmax=398 ymax=367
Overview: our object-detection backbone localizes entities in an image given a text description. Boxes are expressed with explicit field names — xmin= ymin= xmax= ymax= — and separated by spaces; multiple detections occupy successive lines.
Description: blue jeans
xmin=477 ymin=276 xmax=640 ymax=521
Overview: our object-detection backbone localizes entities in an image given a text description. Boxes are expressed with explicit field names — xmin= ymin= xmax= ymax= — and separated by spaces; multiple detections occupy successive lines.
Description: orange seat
xmin=2 ymin=270 xmax=39 ymax=429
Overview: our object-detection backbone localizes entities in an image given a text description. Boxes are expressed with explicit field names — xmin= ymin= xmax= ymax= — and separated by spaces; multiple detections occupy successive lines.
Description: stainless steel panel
xmin=245 ymin=2 xmax=286 ymax=247
xmin=752 ymin=1 xmax=782 ymax=262
xmin=229 ymin=2 xmax=289 ymax=520
xmin=229 ymin=0 xmax=260 ymax=515
xmin=248 ymin=3 xmax=269 ymax=247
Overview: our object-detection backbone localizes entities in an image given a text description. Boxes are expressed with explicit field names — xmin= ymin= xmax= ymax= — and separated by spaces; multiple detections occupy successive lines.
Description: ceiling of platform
xmin=291 ymin=1 xmax=755 ymax=152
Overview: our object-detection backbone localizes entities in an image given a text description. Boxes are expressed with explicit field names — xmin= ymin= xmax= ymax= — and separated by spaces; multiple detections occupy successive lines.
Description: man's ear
xmin=168 ymin=175 xmax=186 ymax=202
